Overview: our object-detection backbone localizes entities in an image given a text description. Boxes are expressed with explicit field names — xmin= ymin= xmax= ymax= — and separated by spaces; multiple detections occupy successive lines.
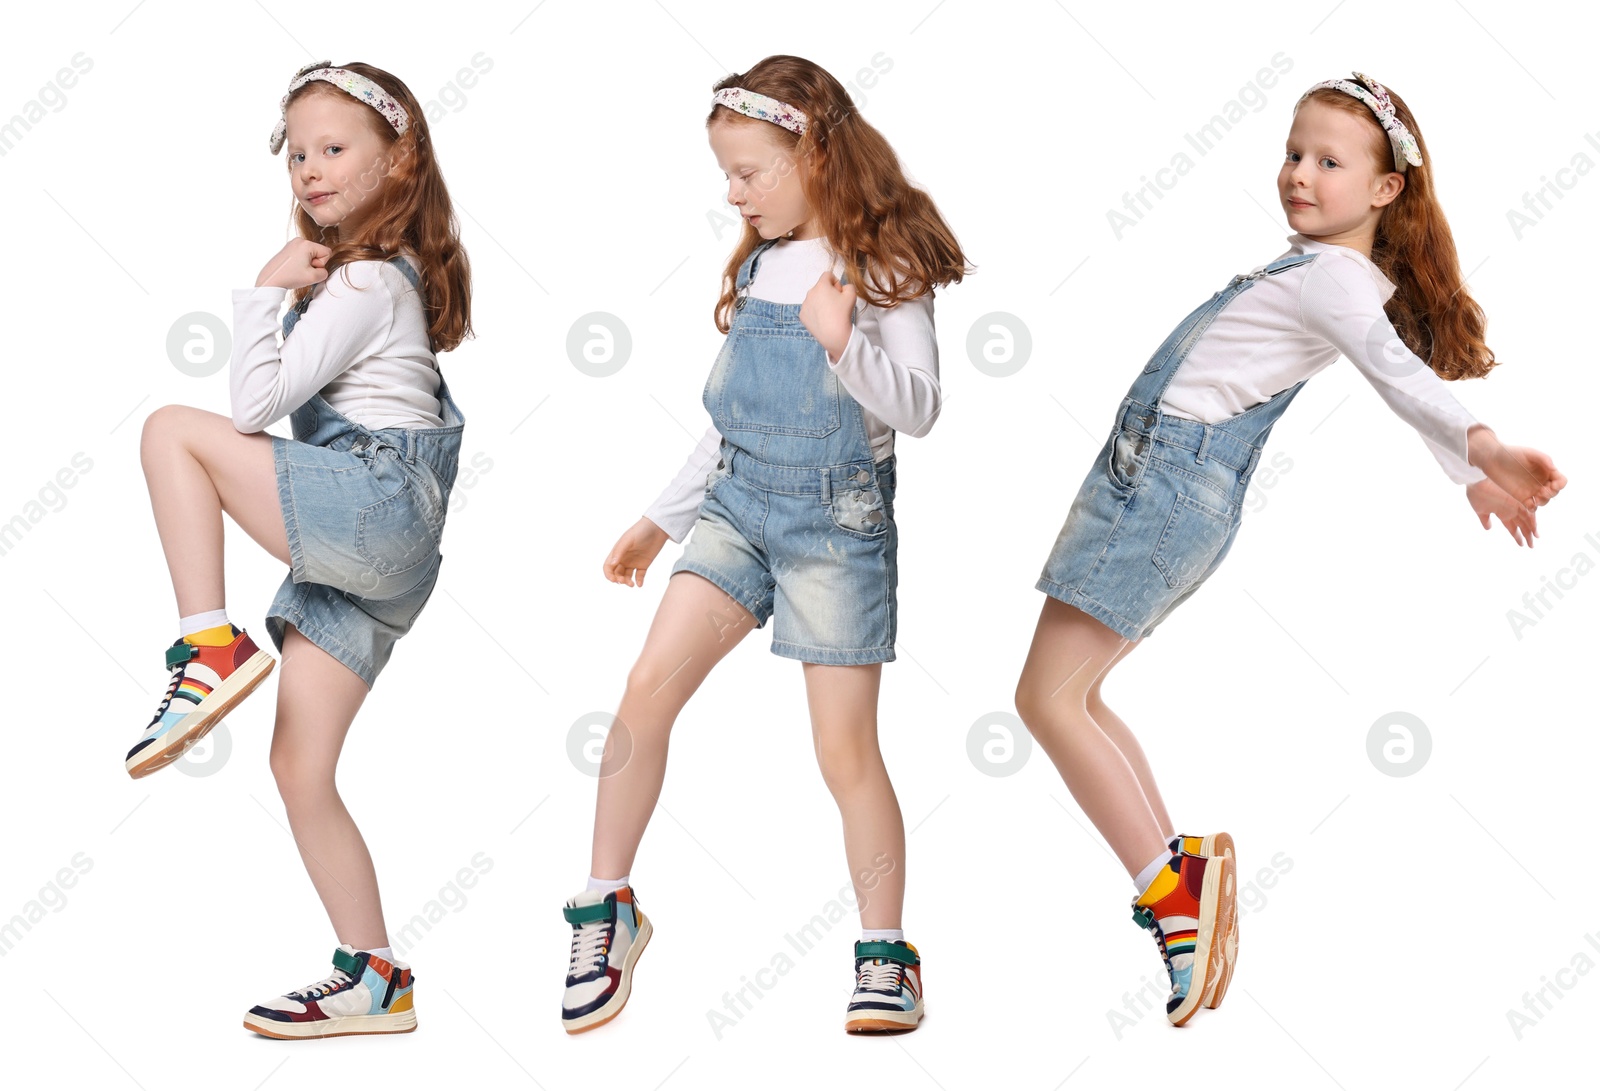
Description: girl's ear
xmin=1372 ymin=170 xmax=1405 ymax=209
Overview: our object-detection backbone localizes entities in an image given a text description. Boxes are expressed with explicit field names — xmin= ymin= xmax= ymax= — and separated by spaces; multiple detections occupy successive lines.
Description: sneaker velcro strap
xmin=332 ymin=947 xmax=363 ymax=975
xmin=564 ymin=902 xmax=614 ymax=925
xmin=854 ymin=940 xmax=917 ymax=965
xmin=166 ymin=643 xmax=200 ymax=669
xmin=1131 ymin=905 xmax=1157 ymax=930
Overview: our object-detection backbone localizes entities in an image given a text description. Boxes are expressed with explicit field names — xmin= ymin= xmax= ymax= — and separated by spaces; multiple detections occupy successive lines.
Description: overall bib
xmin=264 ymin=255 xmax=465 ymax=686
xmin=671 ymin=238 xmax=899 ymax=665
xmin=1036 ymin=252 xmax=1319 ymax=641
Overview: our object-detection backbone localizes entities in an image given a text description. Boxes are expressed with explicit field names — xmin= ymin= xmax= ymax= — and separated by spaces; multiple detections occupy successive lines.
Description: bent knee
xmin=140 ymin=404 xmax=185 ymax=457
xmin=1015 ymin=673 xmax=1088 ymax=728
xmin=622 ymin=658 xmax=695 ymax=718
xmin=269 ymin=750 xmax=335 ymax=802
xmin=814 ymin=736 xmax=883 ymax=795
xmin=140 ymin=404 xmax=226 ymax=462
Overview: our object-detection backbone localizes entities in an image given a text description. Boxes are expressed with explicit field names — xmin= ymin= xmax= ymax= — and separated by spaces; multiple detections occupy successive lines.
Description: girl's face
xmin=710 ymin=119 xmax=817 ymax=240
xmin=283 ymin=92 xmax=392 ymax=233
xmin=1278 ymin=99 xmax=1403 ymax=254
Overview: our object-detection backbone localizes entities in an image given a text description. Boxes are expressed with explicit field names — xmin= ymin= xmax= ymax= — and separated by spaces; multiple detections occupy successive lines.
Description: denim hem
xmin=1034 ymin=578 xmax=1147 ymax=643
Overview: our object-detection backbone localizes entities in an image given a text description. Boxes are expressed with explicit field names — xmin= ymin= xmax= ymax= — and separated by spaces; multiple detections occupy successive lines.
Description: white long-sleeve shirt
xmin=1159 ymin=233 xmax=1486 ymax=485
xmin=644 ymin=235 xmax=941 ymax=542
xmin=229 ymin=255 xmax=441 ymax=433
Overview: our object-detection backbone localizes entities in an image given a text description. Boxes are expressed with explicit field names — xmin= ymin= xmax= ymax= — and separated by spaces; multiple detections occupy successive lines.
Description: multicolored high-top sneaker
xmin=125 ymin=626 xmax=275 ymax=779
xmin=562 ymin=885 xmax=652 ymax=1033
xmin=1132 ymin=850 xmax=1233 ymax=1027
xmin=1170 ymin=832 xmax=1238 ymax=1009
xmin=844 ymin=940 xmax=923 ymax=1033
xmin=243 ymin=945 xmax=416 ymax=1039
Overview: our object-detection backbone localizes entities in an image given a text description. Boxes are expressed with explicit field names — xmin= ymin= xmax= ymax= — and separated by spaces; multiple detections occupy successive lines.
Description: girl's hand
xmin=1466 ymin=477 xmax=1538 ymax=547
xmin=800 ymin=270 xmax=855 ymax=361
xmin=1467 ymin=427 xmax=1567 ymax=511
xmin=604 ymin=518 xmax=670 ymax=586
xmin=256 ymin=239 xmax=332 ymax=290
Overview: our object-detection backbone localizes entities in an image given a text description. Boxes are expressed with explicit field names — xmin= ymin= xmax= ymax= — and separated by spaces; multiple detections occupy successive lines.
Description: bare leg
xmin=1086 ymin=640 xmax=1174 ymax=840
xmin=589 ymin=572 xmax=760 ymax=878
xmin=268 ymin=626 xmax=387 ymax=949
xmin=1014 ymin=598 xmax=1167 ymax=877
xmin=140 ymin=405 xmax=289 ymax=616
xmin=803 ymin=662 xmax=904 ymax=930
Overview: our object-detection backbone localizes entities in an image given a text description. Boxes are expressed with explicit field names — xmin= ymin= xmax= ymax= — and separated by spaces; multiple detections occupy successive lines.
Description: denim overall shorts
xmin=1036 ymin=251 xmax=1319 ymax=642
xmin=670 ymin=238 xmax=899 ymax=666
xmin=264 ymin=255 xmax=465 ymax=686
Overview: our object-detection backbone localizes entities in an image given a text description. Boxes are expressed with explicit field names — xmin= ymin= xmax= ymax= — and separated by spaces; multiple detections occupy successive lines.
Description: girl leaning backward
xmin=1015 ymin=72 xmax=1565 ymax=1027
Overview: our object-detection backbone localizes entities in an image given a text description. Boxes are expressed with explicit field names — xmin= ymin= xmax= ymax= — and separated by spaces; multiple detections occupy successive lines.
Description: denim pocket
xmin=355 ymin=449 xmax=444 ymax=579
xmin=1107 ymin=426 xmax=1150 ymax=491
xmin=826 ymin=482 xmax=890 ymax=541
xmin=1151 ymin=491 xmax=1233 ymax=590
xmin=712 ymin=328 xmax=842 ymax=439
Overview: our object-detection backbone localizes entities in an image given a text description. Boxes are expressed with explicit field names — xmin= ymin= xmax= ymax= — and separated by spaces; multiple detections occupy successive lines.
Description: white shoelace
xmin=144 ymin=668 xmax=185 ymax=731
xmin=291 ymin=969 xmax=352 ymax=1000
xmin=856 ymin=960 xmax=902 ymax=993
xmin=568 ymin=920 xmax=611 ymax=977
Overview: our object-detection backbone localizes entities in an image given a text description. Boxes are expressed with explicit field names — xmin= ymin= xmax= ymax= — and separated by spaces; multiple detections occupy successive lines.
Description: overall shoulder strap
xmin=1261 ymin=251 xmax=1317 ymax=276
xmin=281 ymin=295 xmax=310 ymax=339
xmin=735 ymin=239 xmax=780 ymax=293
xmin=386 ymin=254 xmax=423 ymax=291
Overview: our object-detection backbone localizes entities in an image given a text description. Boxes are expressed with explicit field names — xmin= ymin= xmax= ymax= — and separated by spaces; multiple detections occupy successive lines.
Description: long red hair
xmin=285 ymin=62 xmax=473 ymax=354
xmin=1299 ymin=84 xmax=1496 ymax=380
xmin=708 ymin=55 xmax=970 ymax=333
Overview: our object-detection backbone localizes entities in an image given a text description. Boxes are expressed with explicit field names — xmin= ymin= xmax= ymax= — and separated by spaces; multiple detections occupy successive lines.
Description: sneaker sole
xmin=563 ymin=912 xmax=652 ymax=1034
xmin=1168 ymin=852 xmax=1232 ymax=1027
xmin=243 ymin=1009 xmax=417 ymax=1039
xmin=845 ymin=999 xmax=924 ymax=1034
xmin=1201 ymin=833 xmax=1237 ymax=1010
xmin=127 ymin=651 xmax=275 ymax=779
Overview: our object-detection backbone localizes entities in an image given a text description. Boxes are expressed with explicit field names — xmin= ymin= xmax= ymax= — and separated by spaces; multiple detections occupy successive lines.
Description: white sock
xmin=861 ymin=928 xmax=904 ymax=943
xmin=1132 ymin=848 xmax=1176 ymax=895
xmin=178 ymin=609 xmax=230 ymax=638
xmin=365 ymin=945 xmax=395 ymax=963
xmin=587 ymin=874 xmax=629 ymax=894
xmin=1163 ymin=831 xmax=1178 ymax=848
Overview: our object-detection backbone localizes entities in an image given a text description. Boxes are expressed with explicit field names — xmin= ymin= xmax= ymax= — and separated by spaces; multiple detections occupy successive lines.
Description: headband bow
xmin=269 ymin=60 xmax=410 ymax=154
xmin=1301 ymin=71 xmax=1422 ymax=171
xmin=711 ymin=87 xmax=808 ymax=135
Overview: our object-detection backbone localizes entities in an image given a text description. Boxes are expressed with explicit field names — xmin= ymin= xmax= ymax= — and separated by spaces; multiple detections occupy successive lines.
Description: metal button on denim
xmin=867 ymin=510 xmax=883 ymax=524
xmin=856 ymin=469 xmax=871 ymax=484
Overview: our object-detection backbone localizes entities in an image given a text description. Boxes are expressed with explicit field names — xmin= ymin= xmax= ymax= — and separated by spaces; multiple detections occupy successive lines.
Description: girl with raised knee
xmin=129 ymin=59 xmax=472 ymax=1039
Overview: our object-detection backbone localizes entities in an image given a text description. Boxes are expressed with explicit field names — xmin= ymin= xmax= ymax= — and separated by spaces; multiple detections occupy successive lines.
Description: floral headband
xmin=1300 ymin=71 xmax=1422 ymax=171
xmin=711 ymin=87 xmax=808 ymax=135
xmin=268 ymin=60 xmax=410 ymax=154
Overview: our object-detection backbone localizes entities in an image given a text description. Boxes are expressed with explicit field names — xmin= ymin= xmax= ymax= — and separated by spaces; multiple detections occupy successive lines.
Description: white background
xmin=2 ymin=2 xmax=1594 ymax=1088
